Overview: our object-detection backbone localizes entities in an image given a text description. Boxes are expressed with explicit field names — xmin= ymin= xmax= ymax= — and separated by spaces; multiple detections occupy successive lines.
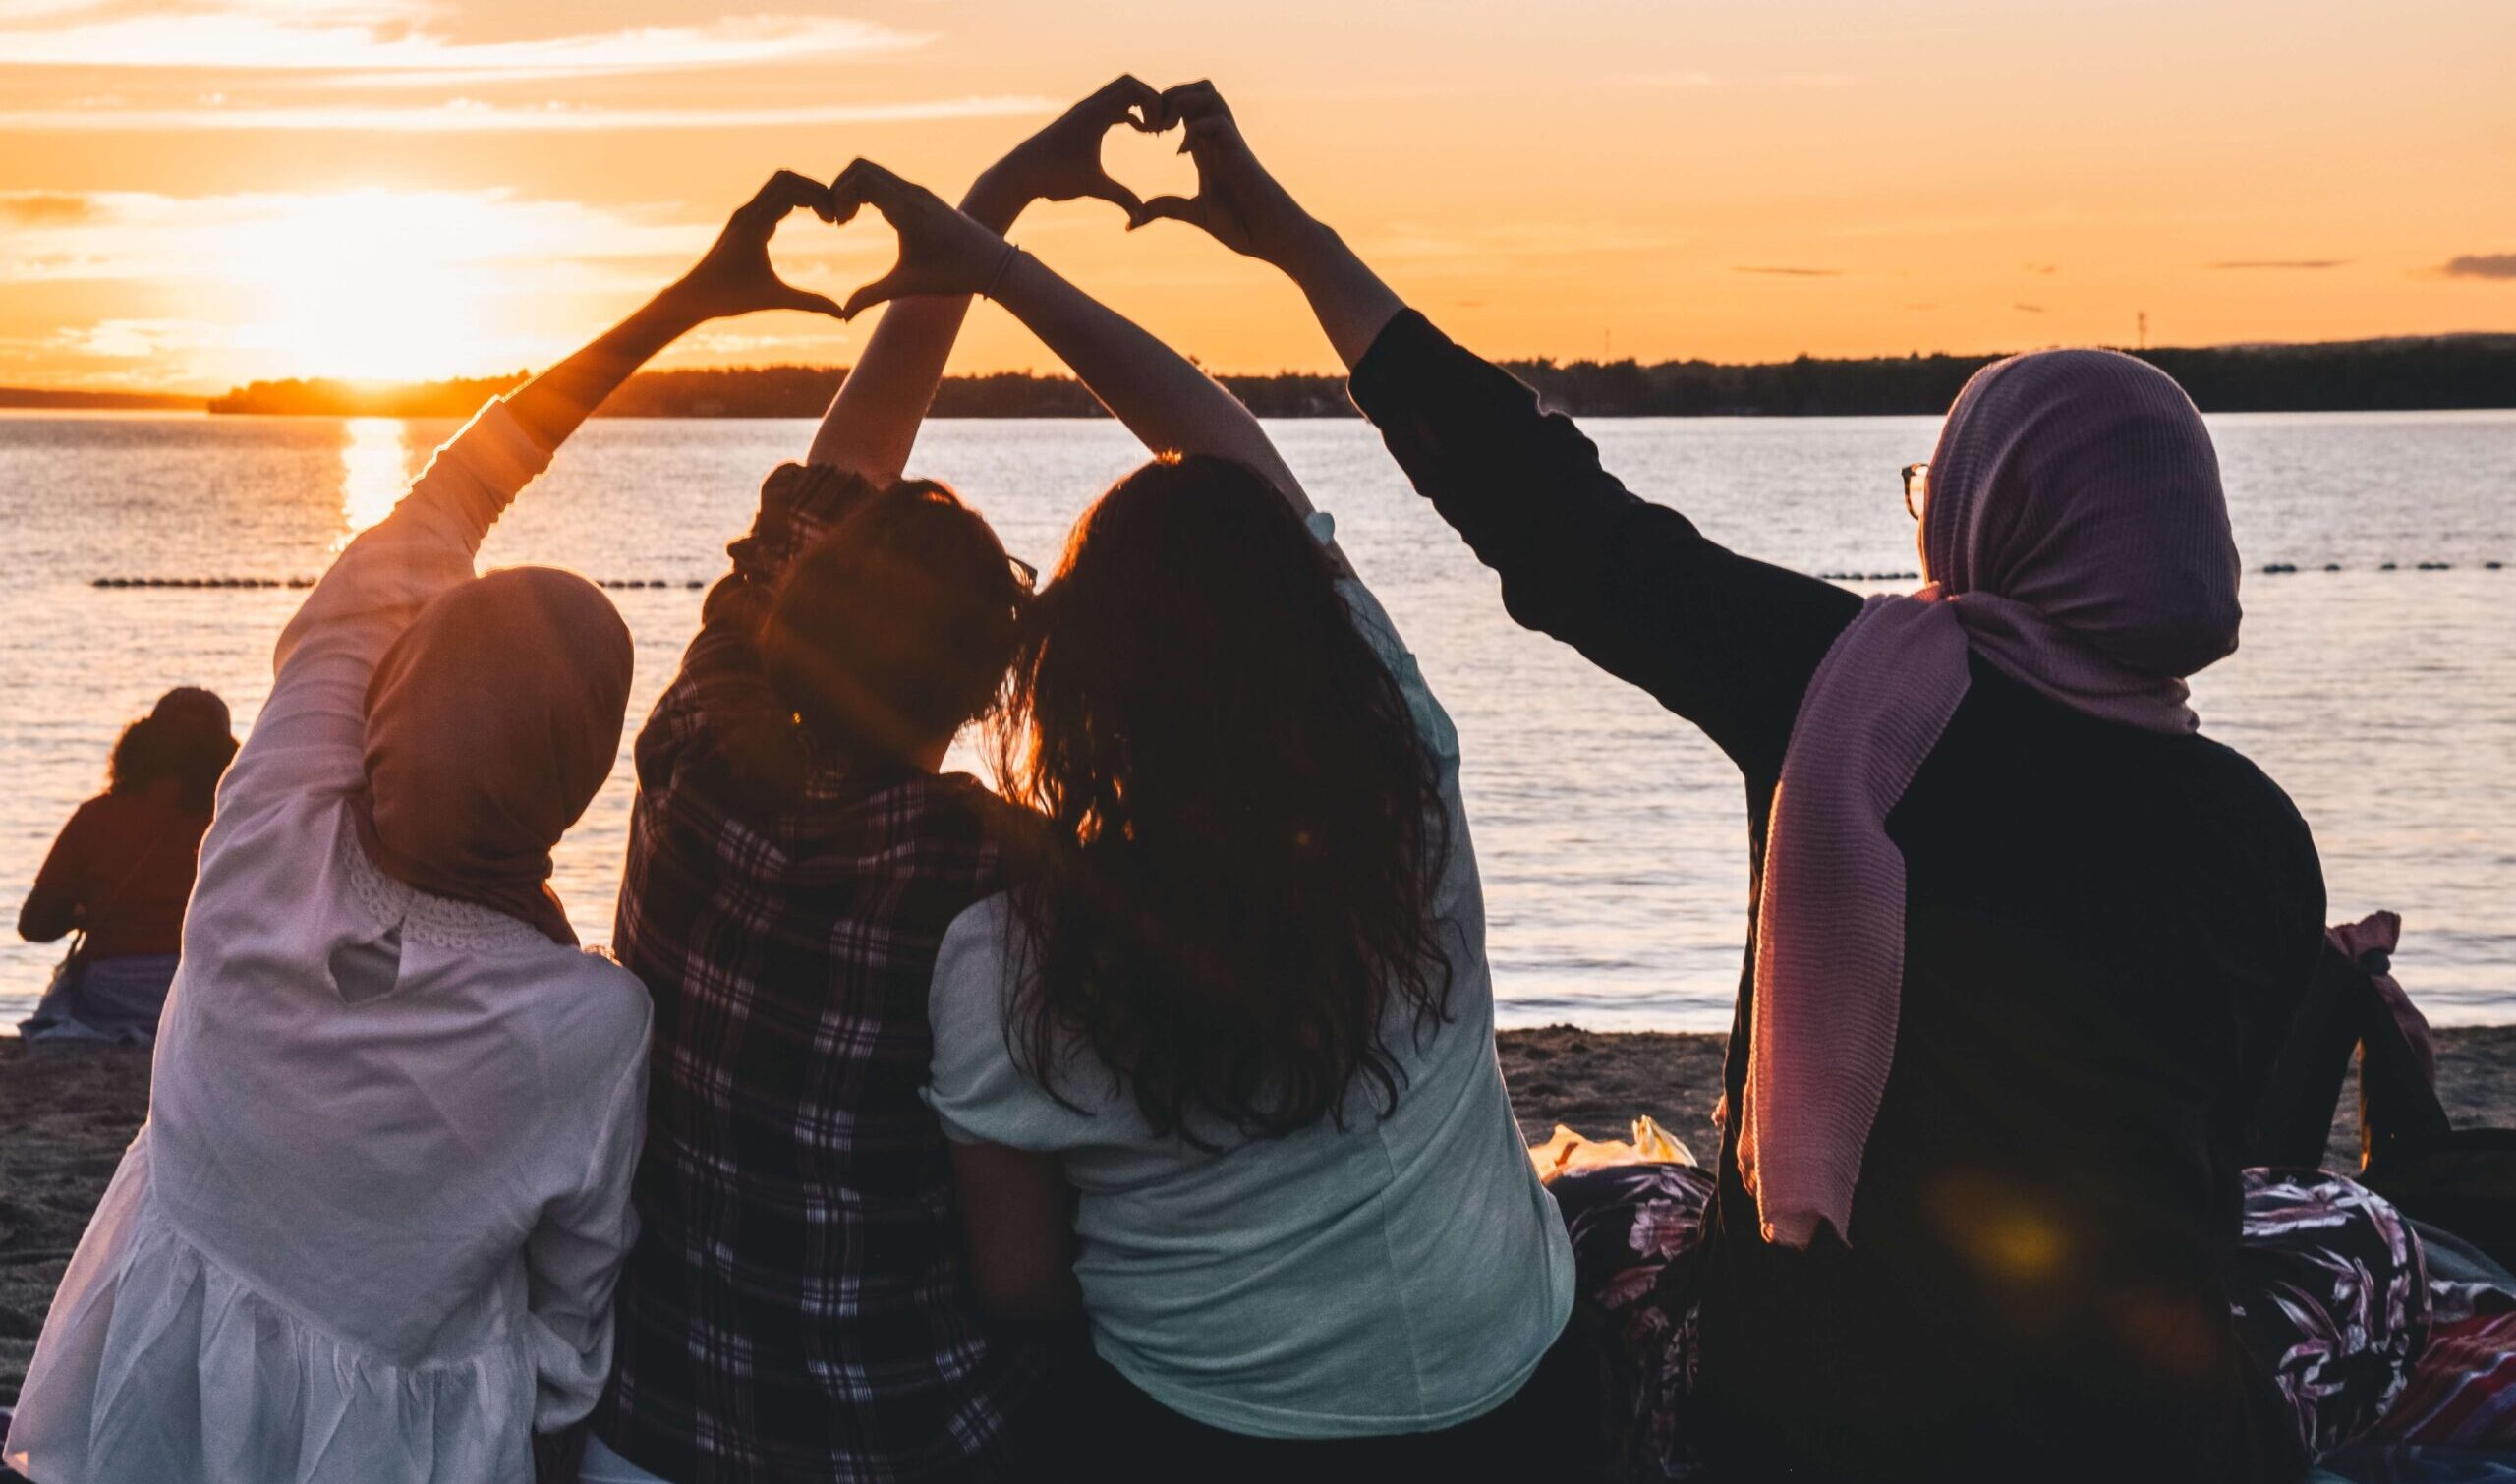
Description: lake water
xmin=0 ymin=409 xmax=2510 ymax=1032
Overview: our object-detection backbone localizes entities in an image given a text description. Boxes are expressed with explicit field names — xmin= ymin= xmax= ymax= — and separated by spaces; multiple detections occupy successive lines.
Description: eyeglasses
xmin=1901 ymin=462 xmax=1929 ymax=522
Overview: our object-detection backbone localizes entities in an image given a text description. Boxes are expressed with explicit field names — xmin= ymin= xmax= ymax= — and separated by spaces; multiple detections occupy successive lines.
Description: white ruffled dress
xmin=3 ymin=402 xmax=653 ymax=1484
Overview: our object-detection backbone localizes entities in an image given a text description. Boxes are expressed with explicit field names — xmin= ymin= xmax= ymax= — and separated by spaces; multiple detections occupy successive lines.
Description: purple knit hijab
xmin=1740 ymin=349 xmax=2242 ymax=1249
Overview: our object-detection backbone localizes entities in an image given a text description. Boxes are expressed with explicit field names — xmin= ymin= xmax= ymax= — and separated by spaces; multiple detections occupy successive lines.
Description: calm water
xmin=0 ymin=409 xmax=2510 ymax=1032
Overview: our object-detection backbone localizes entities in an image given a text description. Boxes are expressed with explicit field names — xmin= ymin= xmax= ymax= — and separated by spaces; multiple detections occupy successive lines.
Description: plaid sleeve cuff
xmin=731 ymin=462 xmax=886 ymax=587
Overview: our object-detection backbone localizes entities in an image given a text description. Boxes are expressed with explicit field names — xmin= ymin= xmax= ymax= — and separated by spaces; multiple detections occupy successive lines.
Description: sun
xmin=216 ymin=189 xmax=508 ymax=384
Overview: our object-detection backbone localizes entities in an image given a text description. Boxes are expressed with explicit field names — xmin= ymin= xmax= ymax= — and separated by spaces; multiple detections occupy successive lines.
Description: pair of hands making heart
xmin=662 ymin=77 xmax=1318 ymax=329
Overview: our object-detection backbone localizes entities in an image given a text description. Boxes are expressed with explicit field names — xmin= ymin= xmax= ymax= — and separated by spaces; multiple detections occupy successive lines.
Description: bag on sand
xmin=2250 ymin=911 xmax=2516 ymax=1272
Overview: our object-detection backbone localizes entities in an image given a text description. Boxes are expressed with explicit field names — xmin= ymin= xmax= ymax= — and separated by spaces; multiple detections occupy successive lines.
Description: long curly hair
xmin=995 ymin=455 xmax=1454 ymax=1139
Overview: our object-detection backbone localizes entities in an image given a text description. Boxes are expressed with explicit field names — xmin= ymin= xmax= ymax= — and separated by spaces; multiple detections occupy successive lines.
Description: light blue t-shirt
xmin=925 ymin=514 xmax=1574 ymax=1441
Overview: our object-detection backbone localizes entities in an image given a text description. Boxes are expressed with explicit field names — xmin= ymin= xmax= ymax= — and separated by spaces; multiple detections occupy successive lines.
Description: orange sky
xmin=2 ymin=0 xmax=2511 ymax=391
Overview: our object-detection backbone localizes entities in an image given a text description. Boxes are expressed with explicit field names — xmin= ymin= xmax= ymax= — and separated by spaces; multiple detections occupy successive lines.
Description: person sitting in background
xmin=1126 ymin=82 xmax=2369 ymax=1481
xmin=3 ymin=175 xmax=844 ymax=1484
xmin=818 ymin=159 xmax=1580 ymax=1479
xmin=17 ymin=687 xmax=236 ymax=1044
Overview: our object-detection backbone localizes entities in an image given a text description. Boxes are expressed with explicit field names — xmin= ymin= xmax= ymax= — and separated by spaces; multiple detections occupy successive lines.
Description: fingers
xmin=1152 ymin=79 xmax=1226 ymax=131
xmin=747 ymin=169 xmax=838 ymax=224
xmin=829 ymin=156 xmax=886 ymax=215
xmin=839 ymin=267 xmax=907 ymax=322
xmin=777 ymin=284 xmax=847 ymax=321
xmin=1132 ymin=195 xmax=1206 ymax=233
xmin=831 ymin=157 xmax=938 ymax=224
xmin=1102 ymin=74 xmax=1163 ymax=130
xmin=1082 ymin=172 xmax=1148 ymax=225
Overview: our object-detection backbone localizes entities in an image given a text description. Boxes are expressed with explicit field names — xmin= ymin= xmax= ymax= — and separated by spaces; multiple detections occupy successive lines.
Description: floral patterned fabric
xmin=2232 ymin=1170 xmax=2430 ymax=1455
xmin=1551 ymin=1164 xmax=1716 ymax=1480
xmin=1550 ymin=1164 xmax=2430 ymax=1480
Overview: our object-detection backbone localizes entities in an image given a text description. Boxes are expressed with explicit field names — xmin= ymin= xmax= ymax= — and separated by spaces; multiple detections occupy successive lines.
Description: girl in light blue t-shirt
xmin=829 ymin=159 xmax=1579 ymax=1475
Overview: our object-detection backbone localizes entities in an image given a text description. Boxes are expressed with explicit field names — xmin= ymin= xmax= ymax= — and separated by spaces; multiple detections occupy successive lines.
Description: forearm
xmin=805 ymin=174 xmax=1030 ymax=480
xmin=1275 ymin=221 xmax=1408 ymax=372
xmin=992 ymin=252 xmax=1309 ymax=509
xmin=505 ymin=289 xmax=707 ymax=452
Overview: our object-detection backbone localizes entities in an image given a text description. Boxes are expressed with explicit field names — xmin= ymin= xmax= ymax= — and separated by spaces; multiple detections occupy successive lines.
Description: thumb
xmin=1131 ymin=195 xmax=1203 ymax=233
xmin=840 ymin=270 xmax=908 ymax=321
xmin=778 ymin=284 xmax=846 ymax=320
xmin=1081 ymin=173 xmax=1147 ymax=226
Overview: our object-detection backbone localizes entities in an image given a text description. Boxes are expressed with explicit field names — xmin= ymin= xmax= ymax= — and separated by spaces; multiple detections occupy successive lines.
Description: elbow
xmin=969 ymin=1265 xmax=1082 ymax=1324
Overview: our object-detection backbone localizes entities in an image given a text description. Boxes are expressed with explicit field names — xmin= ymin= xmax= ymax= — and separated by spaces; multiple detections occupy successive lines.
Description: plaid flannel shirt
xmin=597 ymin=463 xmax=1039 ymax=1482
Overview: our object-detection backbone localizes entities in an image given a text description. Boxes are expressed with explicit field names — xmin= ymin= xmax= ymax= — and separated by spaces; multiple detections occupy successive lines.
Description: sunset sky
xmin=2 ymin=0 xmax=2511 ymax=391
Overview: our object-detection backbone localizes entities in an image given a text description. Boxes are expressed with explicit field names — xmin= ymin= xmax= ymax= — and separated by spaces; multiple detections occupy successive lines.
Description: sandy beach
xmin=7 ymin=1025 xmax=2516 ymax=1400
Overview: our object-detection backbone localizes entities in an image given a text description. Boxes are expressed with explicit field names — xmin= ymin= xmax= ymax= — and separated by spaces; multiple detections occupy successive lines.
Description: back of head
xmin=1000 ymin=455 xmax=1452 ymax=1139
xmin=762 ymin=479 xmax=1025 ymax=766
xmin=358 ymin=566 xmax=633 ymax=942
xmin=1924 ymin=348 xmax=2241 ymax=679
xmin=109 ymin=687 xmax=240 ymax=814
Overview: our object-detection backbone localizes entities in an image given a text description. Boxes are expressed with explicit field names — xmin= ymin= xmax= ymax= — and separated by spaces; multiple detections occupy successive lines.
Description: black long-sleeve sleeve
xmin=1347 ymin=311 xmax=1862 ymax=778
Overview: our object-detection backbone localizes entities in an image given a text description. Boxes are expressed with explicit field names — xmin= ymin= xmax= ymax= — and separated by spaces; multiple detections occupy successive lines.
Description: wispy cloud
xmin=49 ymin=316 xmax=221 ymax=359
xmin=0 ymin=188 xmax=96 ymax=223
xmin=1367 ymin=222 xmax=1684 ymax=263
xmin=0 ymin=186 xmax=707 ymax=282
xmin=2442 ymin=253 xmax=2516 ymax=281
xmin=1733 ymin=265 xmax=1841 ymax=277
xmin=0 ymin=93 xmax=1055 ymax=132
xmin=2014 ymin=303 xmax=2047 ymax=314
xmin=2211 ymin=258 xmax=2347 ymax=269
xmin=1627 ymin=70 xmax=1852 ymax=89
xmin=0 ymin=3 xmax=923 ymax=81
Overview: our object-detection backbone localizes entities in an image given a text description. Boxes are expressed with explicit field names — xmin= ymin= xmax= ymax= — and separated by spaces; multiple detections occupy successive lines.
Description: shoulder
xmin=894 ymin=771 xmax=1048 ymax=882
xmin=528 ymin=948 xmax=656 ymax=1084
xmin=51 ymin=794 xmax=114 ymax=846
xmin=930 ymin=892 xmax=1022 ymax=1034
xmin=2171 ymin=733 xmax=2320 ymax=875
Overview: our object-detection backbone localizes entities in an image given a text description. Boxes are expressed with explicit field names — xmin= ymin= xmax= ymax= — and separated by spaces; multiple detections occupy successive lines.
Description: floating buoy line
xmin=1814 ymin=561 xmax=2505 ymax=582
xmin=91 ymin=576 xmax=711 ymax=591
xmin=93 ymin=563 xmax=2508 ymax=590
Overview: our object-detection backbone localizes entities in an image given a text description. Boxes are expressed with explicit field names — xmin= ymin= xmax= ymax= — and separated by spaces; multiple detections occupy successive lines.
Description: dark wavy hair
xmin=109 ymin=714 xmax=237 ymax=814
xmin=995 ymin=455 xmax=1454 ymax=1139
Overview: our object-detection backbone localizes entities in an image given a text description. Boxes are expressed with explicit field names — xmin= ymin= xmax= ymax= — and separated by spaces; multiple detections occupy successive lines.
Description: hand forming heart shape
xmin=667 ymin=170 xmax=848 ymax=322
xmin=825 ymin=75 xmax=1178 ymax=319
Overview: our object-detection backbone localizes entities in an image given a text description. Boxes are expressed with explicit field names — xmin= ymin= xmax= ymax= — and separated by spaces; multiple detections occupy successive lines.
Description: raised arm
xmin=513 ymin=171 xmax=845 ymax=451
xmin=1131 ymin=85 xmax=1862 ymax=774
xmin=833 ymin=160 xmax=1311 ymax=515
xmin=807 ymin=78 xmax=1163 ymax=483
xmin=229 ymin=174 xmax=847 ymax=813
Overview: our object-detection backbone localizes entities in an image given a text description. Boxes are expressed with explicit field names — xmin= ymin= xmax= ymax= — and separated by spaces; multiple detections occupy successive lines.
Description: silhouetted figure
xmin=17 ymin=687 xmax=236 ymax=1044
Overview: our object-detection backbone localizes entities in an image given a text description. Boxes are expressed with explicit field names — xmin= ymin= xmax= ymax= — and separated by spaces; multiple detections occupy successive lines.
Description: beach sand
xmin=8 ymin=1025 xmax=2516 ymax=1399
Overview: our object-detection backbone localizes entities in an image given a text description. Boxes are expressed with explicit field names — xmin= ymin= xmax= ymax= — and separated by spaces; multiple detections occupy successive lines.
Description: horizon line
xmin=11 ymin=324 xmax=2516 ymax=404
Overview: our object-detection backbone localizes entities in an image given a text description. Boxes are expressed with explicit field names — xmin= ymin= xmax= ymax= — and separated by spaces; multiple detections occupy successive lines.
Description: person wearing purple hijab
xmin=1116 ymin=82 xmax=2414 ymax=1482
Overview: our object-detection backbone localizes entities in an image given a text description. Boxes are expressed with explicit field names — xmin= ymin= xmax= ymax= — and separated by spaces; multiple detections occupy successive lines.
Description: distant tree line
xmin=202 ymin=334 xmax=2516 ymax=420
xmin=0 ymin=386 xmax=206 ymax=411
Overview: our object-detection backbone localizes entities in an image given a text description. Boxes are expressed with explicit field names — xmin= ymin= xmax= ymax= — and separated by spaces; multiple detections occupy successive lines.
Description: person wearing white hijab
xmin=5 ymin=174 xmax=850 ymax=1484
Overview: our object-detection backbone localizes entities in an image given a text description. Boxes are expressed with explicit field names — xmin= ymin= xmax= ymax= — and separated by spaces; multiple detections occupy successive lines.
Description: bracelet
xmin=981 ymin=242 xmax=1025 ymax=302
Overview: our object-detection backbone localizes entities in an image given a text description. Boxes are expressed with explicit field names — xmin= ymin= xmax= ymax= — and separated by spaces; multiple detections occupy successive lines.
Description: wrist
xmin=960 ymin=169 xmax=1032 ymax=235
xmin=645 ymin=279 xmax=715 ymax=336
xmin=1267 ymin=215 xmax=1345 ymax=279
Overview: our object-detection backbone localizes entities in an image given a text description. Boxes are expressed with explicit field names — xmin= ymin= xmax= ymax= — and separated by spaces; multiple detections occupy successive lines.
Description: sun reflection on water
xmin=338 ymin=418 xmax=409 ymax=543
